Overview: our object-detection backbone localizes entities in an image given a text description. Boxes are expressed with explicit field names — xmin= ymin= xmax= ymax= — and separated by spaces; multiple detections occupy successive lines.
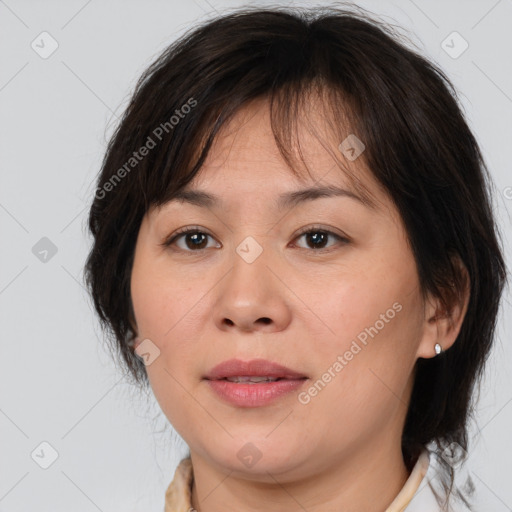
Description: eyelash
xmin=161 ymin=225 xmax=350 ymax=254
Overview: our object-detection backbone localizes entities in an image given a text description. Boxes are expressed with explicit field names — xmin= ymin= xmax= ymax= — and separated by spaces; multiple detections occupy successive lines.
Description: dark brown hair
xmin=84 ymin=4 xmax=506 ymax=508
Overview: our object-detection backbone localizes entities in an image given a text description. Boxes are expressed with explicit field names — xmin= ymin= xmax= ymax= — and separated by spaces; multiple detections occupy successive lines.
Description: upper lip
xmin=204 ymin=358 xmax=308 ymax=380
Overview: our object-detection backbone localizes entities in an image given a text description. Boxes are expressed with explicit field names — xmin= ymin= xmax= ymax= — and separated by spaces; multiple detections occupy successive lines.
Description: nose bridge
xmin=212 ymin=232 xmax=291 ymax=333
xmin=228 ymin=233 xmax=274 ymax=301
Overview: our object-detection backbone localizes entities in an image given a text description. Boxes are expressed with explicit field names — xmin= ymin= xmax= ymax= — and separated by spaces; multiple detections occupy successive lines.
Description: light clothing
xmin=164 ymin=448 xmax=474 ymax=511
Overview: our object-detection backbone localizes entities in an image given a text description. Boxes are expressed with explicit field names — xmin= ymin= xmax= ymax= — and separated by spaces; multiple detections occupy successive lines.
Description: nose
xmin=212 ymin=241 xmax=292 ymax=334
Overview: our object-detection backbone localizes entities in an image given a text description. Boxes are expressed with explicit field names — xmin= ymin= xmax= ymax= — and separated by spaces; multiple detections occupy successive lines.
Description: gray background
xmin=1 ymin=0 xmax=511 ymax=510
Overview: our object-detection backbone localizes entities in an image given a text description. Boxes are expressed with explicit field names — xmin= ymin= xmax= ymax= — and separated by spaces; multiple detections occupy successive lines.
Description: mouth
xmin=203 ymin=359 xmax=309 ymax=407
xmin=203 ymin=358 xmax=308 ymax=382
xmin=212 ymin=376 xmax=307 ymax=383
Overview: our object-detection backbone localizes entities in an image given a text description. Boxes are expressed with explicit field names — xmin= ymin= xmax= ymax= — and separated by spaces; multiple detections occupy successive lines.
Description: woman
xmin=84 ymin=4 xmax=506 ymax=511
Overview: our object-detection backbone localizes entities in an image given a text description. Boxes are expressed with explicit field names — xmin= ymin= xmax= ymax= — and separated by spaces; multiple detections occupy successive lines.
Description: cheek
xmin=301 ymin=252 xmax=423 ymax=413
xmin=297 ymin=303 xmax=419 ymax=449
xmin=131 ymin=247 xmax=196 ymax=340
xmin=310 ymin=264 xmax=421 ymax=360
xmin=130 ymin=256 xmax=205 ymax=428
xmin=130 ymin=248 xmax=213 ymax=389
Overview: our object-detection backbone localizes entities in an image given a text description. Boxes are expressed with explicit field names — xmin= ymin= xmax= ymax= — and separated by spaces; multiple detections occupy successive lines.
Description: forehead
xmin=146 ymin=95 xmax=398 ymax=226
xmin=171 ymin=97 xmax=382 ymax=210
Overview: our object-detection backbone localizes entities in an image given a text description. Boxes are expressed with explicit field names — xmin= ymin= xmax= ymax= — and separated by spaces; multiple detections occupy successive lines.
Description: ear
xmin=127 ymin=312 xmax=141 ymax=352
xmin=132 ymin=336 xmax=142 ymax=351
xmin=416 ymin=259 xmax=470 ymax=359
xmin=128 ymin=301 xmax=139 ymax=342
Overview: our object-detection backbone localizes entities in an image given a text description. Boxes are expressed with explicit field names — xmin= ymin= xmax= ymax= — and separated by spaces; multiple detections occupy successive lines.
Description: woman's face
xmin=130 ymin=97 xmax=436 ymax=480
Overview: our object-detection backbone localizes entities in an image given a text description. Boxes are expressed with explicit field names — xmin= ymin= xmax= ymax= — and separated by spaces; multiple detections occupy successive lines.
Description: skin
xmin=130 ymin=96 xmax=469 ymax=512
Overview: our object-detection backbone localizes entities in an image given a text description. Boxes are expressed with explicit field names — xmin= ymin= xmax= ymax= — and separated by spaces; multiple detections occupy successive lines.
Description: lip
xmin=203 ymin=358 xmax=308 ymax=408
xmin=203 ymin=358 xmax=307 ymax=380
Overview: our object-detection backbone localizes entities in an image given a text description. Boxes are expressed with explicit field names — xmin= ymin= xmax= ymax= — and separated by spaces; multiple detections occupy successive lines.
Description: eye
xmin=161 ymin=226 xmax=220 ymax=252
xmin=161 ymin=225 xmax=350 ymax=253
xmin=291 ymin=225 xmax=349 ymax=252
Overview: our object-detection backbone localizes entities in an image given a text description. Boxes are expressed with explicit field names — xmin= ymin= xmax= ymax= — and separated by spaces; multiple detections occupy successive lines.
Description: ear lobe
xmin=132 ymin=336 xmax=142 ymax=350
xmin=416 ymin=260 xmax=470 ymax=359
xmin=128 ymin=299 xmax=139 ymax=337
xmin=127 ymin=313 xmax=140 ymax=353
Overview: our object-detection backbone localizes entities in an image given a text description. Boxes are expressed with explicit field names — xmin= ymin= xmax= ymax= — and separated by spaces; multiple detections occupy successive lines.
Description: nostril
xmin=221 ymin=317 xmax=272 ymax=328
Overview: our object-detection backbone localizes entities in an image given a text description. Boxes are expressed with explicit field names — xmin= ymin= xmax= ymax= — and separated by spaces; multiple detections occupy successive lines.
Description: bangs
xmin=143 ymin=78 xmax=379 ymax=216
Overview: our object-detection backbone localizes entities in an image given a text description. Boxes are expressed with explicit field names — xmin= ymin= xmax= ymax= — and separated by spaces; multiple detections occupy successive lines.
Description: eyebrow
xmin=169 ymin=184 xmax=375 ymax=210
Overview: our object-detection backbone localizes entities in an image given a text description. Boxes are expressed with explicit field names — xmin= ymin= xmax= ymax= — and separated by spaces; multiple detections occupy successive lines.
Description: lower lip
xmin=205 ymin=378 xmax=308 ymax=407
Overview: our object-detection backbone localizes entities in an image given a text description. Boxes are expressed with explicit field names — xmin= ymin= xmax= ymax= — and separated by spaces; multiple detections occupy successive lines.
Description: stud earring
xmin=434 ymin=343 xmax=443 ymax=355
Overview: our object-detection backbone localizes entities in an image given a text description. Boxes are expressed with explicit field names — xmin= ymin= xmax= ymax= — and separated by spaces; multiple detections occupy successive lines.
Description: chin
xmin=201 ymin=438 xmax=307 ymax=476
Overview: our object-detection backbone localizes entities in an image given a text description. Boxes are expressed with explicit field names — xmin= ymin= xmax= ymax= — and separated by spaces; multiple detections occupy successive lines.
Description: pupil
xmin=308 ymin=232 xmax=327 ymax=249
xmin=187 ymin=233 xmax=207 ymax=249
